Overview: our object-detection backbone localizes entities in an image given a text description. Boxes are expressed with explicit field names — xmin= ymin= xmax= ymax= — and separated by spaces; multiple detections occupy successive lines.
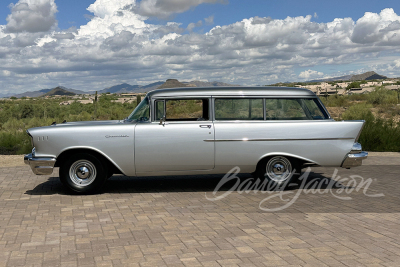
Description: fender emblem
xmin=105 ymin=135 xmax=129 ymax=138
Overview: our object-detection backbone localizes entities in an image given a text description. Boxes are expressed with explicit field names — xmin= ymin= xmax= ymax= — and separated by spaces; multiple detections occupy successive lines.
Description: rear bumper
xmin=24 ymin=152 xmax=56 ymax=175
xmin=341 ymin=151 xmax=368 ymax=168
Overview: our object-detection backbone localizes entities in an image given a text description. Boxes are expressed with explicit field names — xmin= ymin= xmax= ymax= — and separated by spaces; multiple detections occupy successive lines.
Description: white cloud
xmin=187 ymin=20 xmax=203 ymax=32
xmin=351 ymin=8 xmax=400 ymax=45
xmin=134 ymin=0 xmax=225 ymax=19
xmin=299 ymin=70 xmax=324 ymax=80
xmin=87 ymin=0 xmax=135 ymax=18
xmin=6 ymin=0 xmax=58 ymax=33
xmin=1 ymin=4 xmax=400 ymax=93
xmin=205 ymin=15 xmax=214 ymax=25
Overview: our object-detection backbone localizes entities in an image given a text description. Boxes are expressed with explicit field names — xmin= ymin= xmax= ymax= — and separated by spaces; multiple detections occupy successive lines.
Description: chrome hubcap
xmin=69 ymin=160 xmax=96 ymax=187
xmin=265 ymin=156 xmax=292 ymax=183
xmin=76 ymin=166 xmax=90 ymax=179
xmin=273 ymin=163 xmax=285 ymax=174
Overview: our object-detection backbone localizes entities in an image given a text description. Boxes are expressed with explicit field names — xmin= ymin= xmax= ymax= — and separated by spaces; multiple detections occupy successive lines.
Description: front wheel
xmin=60 ymin=153 xmax=107 ymax=194
xmin=256 ymin=156 xmax=300 ymax=188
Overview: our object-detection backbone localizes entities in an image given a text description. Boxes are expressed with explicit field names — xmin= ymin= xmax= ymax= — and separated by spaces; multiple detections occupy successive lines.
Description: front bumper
xmin=341 ymin=151 xmax=368 ymax=168
xmin=24 ymin=152 xmax=56 ymax=175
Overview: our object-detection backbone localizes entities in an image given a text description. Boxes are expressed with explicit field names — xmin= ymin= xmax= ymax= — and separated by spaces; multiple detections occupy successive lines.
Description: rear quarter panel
xmin=212 ymin=120 xmax=364 ymax=173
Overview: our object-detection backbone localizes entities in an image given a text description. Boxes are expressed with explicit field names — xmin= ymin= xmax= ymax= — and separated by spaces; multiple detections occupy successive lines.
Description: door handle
xmin=200 ymin=125 xmax=212 ymax=129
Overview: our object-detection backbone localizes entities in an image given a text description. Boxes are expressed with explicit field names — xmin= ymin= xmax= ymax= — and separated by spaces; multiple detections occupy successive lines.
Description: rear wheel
xmin=60 ymin=153 xmax=107 ymax=194
xmin=257 ymin=156 xmax=300 ymax=188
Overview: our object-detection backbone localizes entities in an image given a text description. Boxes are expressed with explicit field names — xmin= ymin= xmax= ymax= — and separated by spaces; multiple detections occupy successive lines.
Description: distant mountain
xmin=309 ymin=71 xmax=387 ymax=83
xmin=157 ymin=79 xmax=191 ymax=89
xmin=140 ymin=81 xmax=165 ymax=92
xmin=12 ymin=86 xmax=85 ymax=98
xmin=7 ymin=80 xmax=239 ymax=98
xmin=350 ymin=71 xmax=387 ymax=81
xmin=12 ymin=89 xmax=53 ymax=98
xmin=43 ymin=87 xmax=76 ymax=96
xmin=98 ymin=81 xmax=165 ymax=94
xmin=99 ymin=83 xmax=140 ymax=94
xmin=157 ymin=79 xmax=240 ymax=89
xmin=183 ymin=80 xmax=240 ymax=87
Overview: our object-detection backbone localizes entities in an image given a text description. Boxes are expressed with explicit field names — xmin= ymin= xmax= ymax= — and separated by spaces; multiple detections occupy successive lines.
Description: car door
xmin=134 ymin=97 xmax=215 ymax=174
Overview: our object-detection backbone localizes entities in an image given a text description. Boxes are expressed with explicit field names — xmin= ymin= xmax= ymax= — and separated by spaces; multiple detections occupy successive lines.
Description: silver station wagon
xmin=24 ymin=87 xmax=368 ymax=193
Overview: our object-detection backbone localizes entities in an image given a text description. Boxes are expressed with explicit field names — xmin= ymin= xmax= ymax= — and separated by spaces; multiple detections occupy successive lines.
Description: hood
xmin=27 ymin=120 xmax=132 ymax=134
xmin=50 ymin=120 xmax=125 ymax=127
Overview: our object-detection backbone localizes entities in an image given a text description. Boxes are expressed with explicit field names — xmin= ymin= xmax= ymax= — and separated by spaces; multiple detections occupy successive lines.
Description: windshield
xmin=127 ymin=97 xmax=150 ymax=121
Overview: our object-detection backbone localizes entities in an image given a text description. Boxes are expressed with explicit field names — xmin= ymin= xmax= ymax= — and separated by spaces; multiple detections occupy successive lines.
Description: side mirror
xmin=159 ymin=116 xmax=166 ymax=126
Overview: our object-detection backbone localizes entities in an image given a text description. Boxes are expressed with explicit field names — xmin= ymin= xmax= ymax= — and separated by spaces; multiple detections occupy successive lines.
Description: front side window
xmin=156 ymin=98 xmax=209 ymax=121
xmin=127 ymin=97 xmax=150 ymax=121
xmin=215 ymin=98 xmax=263 ymax=120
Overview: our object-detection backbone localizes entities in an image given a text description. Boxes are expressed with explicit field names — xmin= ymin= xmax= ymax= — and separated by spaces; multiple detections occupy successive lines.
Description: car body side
xmin=25 ymin=87 xmax=367 ymax=177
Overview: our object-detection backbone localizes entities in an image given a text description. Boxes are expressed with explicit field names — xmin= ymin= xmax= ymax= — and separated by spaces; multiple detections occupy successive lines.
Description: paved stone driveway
xmin=0 ymin=156 xmax=399 ymax=266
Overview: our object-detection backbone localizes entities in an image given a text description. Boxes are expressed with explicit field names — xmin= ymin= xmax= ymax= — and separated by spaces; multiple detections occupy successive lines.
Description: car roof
xmin=147 ymin=86 xmax=316 ymax=98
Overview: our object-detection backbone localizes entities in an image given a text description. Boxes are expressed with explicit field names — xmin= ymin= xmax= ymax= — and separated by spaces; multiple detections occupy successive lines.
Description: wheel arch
xmin=255 ymin=153 xmax=318 ymax=173
xmin=55 ymin=147 xmax=124 ymax=175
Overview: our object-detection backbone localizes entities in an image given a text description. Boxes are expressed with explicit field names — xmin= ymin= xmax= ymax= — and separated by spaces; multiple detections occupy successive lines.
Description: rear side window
xmin=265 ymin=98 xmax=328 ymax=120
xmin=214 ymin=98 xmax=328 ymax=121
xmin=215 ymin=99 xmax=263 ymax=120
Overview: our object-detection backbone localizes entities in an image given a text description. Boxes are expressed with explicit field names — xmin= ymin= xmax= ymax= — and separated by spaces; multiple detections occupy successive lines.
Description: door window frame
xmin=151 ymin=96 xmax=212 ymax=123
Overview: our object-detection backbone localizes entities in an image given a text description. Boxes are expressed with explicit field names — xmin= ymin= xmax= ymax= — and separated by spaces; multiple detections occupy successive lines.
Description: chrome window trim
xmin=151 ymin=96 xmax=212 ymax=122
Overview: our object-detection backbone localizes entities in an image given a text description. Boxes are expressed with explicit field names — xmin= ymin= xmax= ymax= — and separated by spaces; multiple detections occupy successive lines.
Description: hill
xmin=350 ymin=71 xmax=387 ymax=81
xmin=99 ymin=83 xmax=140 ymax=94
xmin=183 ymin=80 xmax=240 ymax=87
xmin=157 ymin=79 xmax=193 ymax=89
xmin=43 ymin=87 xmax=76 ymax=97
xmin=309 ymin=71 xmax=387 ymax=83
xmin=12 ymin=86 xmax=85 ymax=98
xmin=157 ymin=79 xmax=240 ymax=89
xmin=98 ymin=81 xmax=164 ymax=94
xmin=8 ymin=79 xmax=239 ymax=98
xmin=12 ymin=89 xmax=53 ymax=98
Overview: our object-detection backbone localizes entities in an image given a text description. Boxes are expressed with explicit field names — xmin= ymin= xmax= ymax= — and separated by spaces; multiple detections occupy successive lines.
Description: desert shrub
xmin=367 ymin=87 xmax=397 ymax=106
xmin=322 ymin=95 xmax=349 ymax=107
xmin=342 ymin=103 xmax=400 ymax=151
xmin=0 ymin=131 xmax=31 ymax=154
xmin=347 ymin=93 xmax=368 ymax=102
xmin=359 ymin=117 xmax=400 ymax=152
xmin=341 ymin=103 xmax=374 ymax=121
xmin=20 ymin=103 xmax=34 ymax=118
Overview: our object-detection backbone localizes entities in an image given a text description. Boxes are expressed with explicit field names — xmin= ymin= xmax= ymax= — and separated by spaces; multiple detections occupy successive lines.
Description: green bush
xmin=342 ymin=103 xmax=400 ymax=151
xmin=322 ymin=95 xmax=349 ymax=107
xmin=0 ymin=131 xmax=31 ymax=154
xmin=342 ymin=103 xmax=374 ymax=121
xmin=367 ymin=87 xmax=397 ymax=106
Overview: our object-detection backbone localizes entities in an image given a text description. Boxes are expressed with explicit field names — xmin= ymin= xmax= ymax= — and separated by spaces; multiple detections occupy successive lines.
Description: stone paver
xmin=0 ymin=156 xmax=399 ymax=266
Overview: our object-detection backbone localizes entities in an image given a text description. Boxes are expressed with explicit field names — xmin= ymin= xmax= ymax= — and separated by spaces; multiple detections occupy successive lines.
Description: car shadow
xmin=25 ymin=171 xmax=347 ymax=196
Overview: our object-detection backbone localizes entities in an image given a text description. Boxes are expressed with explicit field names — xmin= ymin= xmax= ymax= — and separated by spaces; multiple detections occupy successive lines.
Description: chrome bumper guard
xmin=24 ymin=153 xmax=56 ymax=175
xmin=341 ymin=142 xmax=368 ymax=168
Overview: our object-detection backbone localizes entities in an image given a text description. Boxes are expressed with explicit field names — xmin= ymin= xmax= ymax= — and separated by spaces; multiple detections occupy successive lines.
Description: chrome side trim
xmin=24 ymin=153 xmax=56 ymax=175
xmin=203 ymin=137 xmax=354 ymax=142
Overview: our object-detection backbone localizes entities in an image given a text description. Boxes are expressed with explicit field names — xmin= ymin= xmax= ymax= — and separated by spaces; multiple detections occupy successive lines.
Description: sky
xmin=0 ymin=0 xmax=400 ymax=95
